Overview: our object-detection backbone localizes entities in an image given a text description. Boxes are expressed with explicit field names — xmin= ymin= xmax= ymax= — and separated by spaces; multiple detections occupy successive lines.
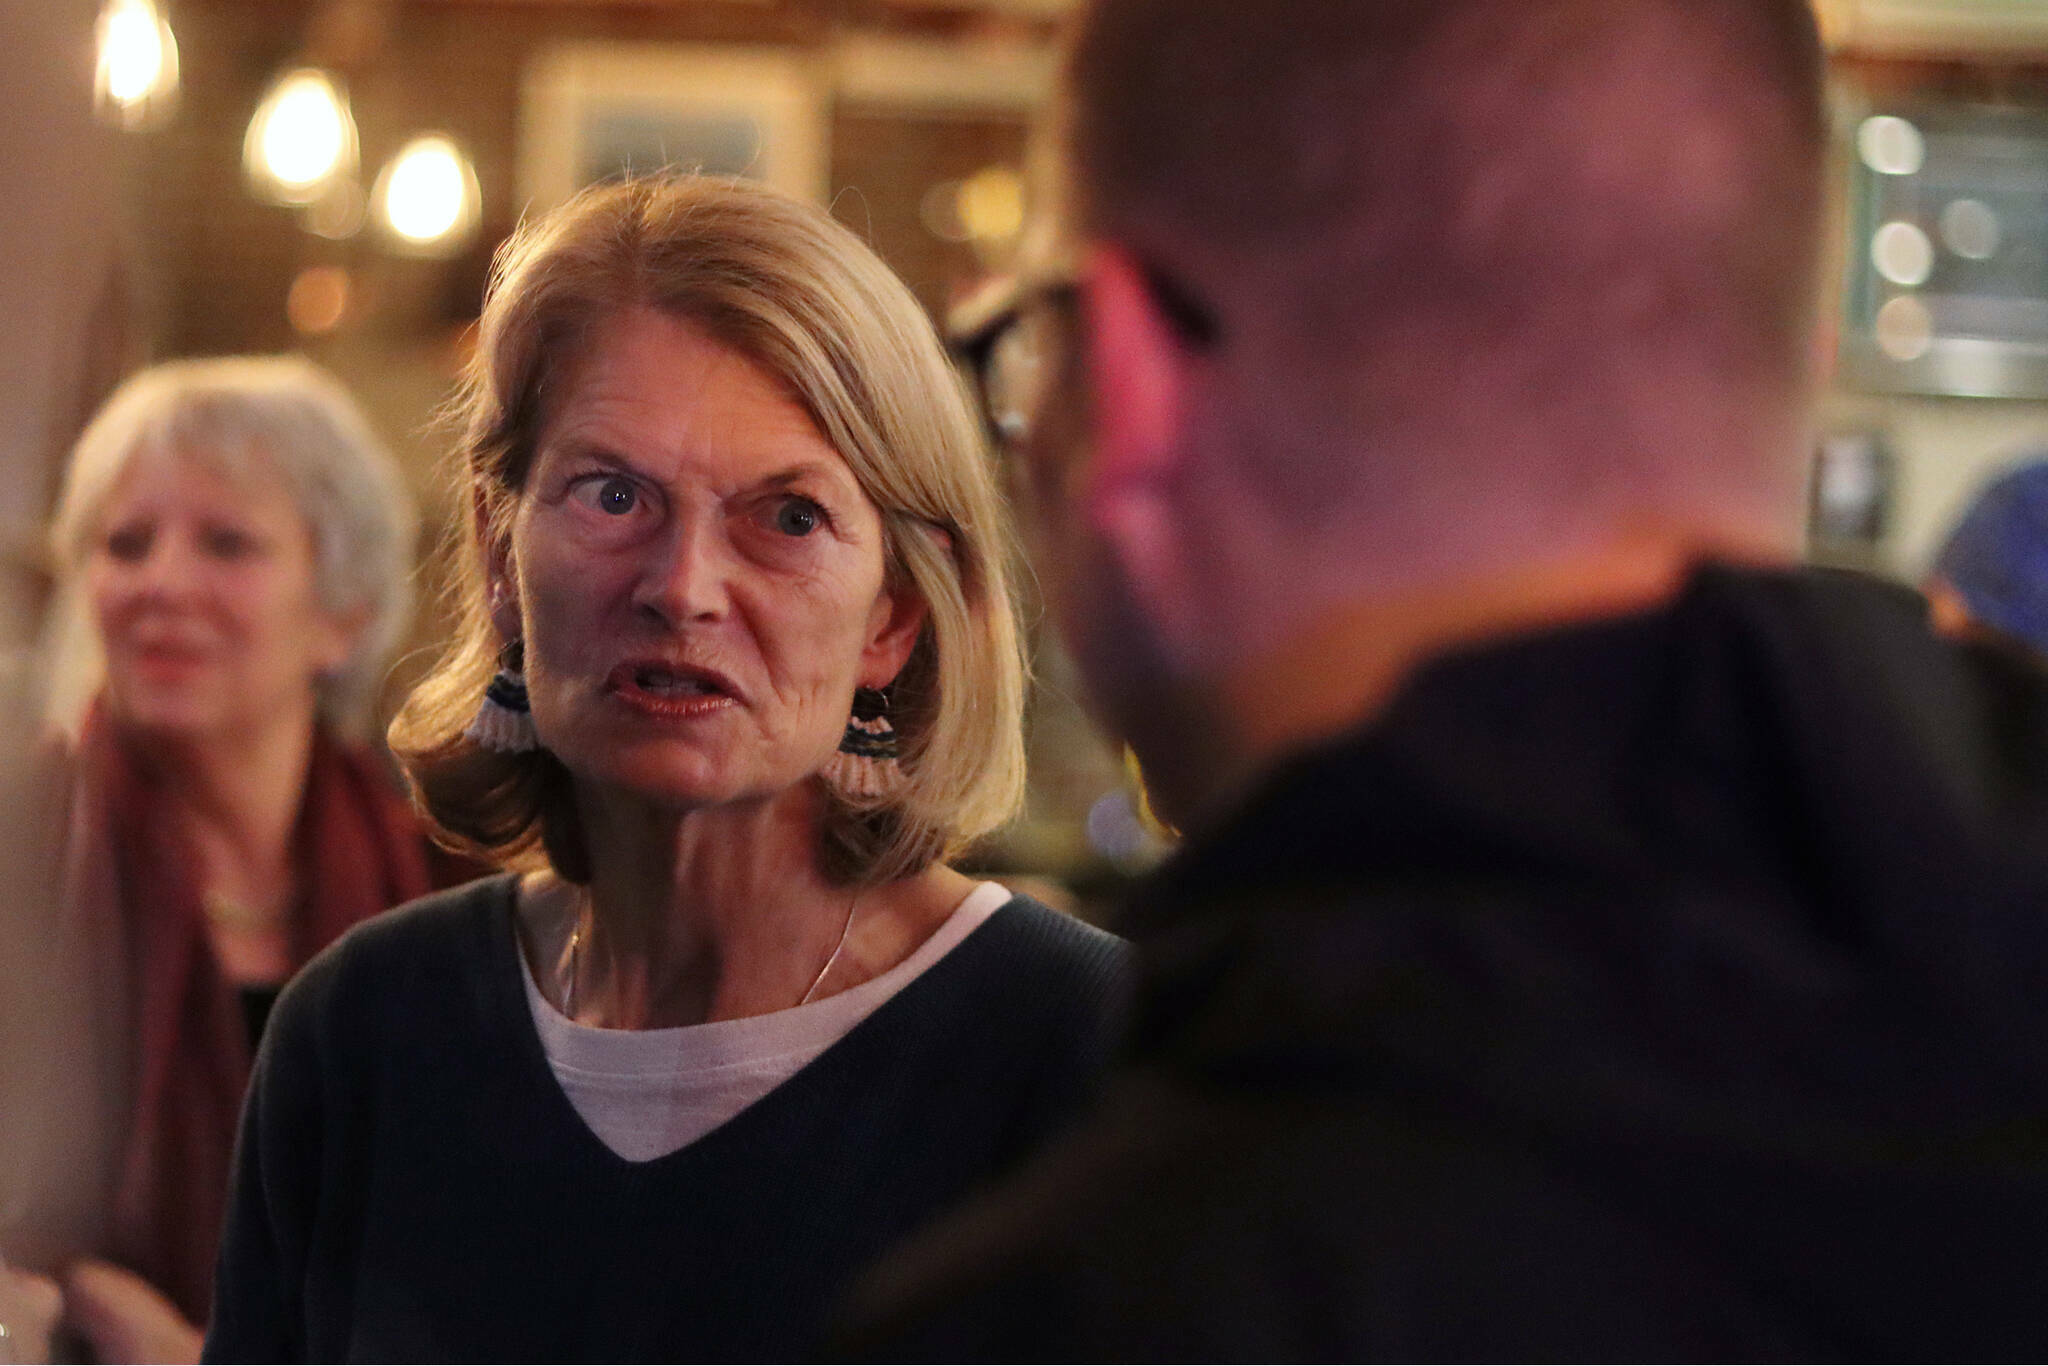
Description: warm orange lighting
xmin=94 ymin=0 xmax=180 ymax=131
xmin=245 ymin=69 xmax=358 ymax=206
xmin=371 ymin=135 xmax=482 ymax=257
xmin=958 ymin=167 xmax=1025 ymax=244
xmin=286 ymin=266 xmax=352 ymax=336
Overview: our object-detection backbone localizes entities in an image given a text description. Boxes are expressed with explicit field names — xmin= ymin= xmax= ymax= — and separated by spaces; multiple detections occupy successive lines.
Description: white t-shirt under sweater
xmin=520 ymin=880 xmax=1011 ymax=1162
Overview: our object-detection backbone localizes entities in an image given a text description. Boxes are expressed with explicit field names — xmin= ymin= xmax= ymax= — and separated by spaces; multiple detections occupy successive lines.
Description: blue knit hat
xmin=1933 ymin=459 xmax=2048 ymax=657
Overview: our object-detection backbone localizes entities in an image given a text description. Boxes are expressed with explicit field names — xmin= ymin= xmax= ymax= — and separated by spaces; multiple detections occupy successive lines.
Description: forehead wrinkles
xmin=539 ymin=330 xmax=854 ymax=496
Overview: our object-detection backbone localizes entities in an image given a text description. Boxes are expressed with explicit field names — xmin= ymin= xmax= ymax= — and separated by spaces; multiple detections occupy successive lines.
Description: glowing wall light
xmin=957 ymin=166 xmax=1025 ymax=245
xmin=1871 ymin=220 xmax=1934 ymax=289
xmin=244 ymin=68 xmax=357 ymax=206
xmin=371 ymin=134 xmax=480 ymax=257
xmin=1857 ymin=115 xmax=1925 ymax=178
xmin=95 ymin=0 xmax=180 ymax=130
xmin=919 ymin=166 xmax=1027 ymax=267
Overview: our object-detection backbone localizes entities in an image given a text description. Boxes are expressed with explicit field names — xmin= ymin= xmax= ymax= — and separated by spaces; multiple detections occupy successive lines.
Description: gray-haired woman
xmin=204 ymin=176 xmax=1127 ymax=1363
xmin=0 ymin=357 xmax=466 ymax=1363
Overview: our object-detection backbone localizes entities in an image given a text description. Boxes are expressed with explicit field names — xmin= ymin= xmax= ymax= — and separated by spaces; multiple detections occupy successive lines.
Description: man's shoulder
xmin=841 ymin=1069 xmax=1789 ymax=1360
xmin=837 ymin=1073 xmax=1247 ymax=1357
xmin=838 ymin=1073 xmax=1441 ymax=1357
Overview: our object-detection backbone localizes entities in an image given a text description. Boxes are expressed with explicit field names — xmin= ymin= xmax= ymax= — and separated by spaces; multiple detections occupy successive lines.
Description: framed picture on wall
xmin=1839 ymin=99 xmax=2048 ymax=400
xmin=518 ymin=44 xmax=827 ymax=215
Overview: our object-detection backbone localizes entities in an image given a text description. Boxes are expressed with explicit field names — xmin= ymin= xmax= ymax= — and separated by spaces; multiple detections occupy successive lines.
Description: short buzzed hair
xmin=1069 ymin=0 xmax=1827 ymax=424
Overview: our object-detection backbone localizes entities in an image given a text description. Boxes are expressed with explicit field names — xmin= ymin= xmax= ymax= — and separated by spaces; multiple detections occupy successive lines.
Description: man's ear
xmin=477 ymin=493 xmax=520 ymax=644
xmin=1077 ymin=244 xmax=1203 ymax=638
xmin=1080 ymin=244 xmax=1191 ymax=515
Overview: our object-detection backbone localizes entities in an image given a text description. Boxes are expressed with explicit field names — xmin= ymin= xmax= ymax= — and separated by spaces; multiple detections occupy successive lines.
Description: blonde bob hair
xmin=48 ymin=355 xmax=418 ymax=742
xmin=390 ymin=175 xmax=1026 ymax=886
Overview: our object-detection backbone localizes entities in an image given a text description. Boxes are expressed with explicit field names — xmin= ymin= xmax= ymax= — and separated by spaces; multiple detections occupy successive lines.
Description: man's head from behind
xmin=1021 ymin=0 xmax=1830 ymax=823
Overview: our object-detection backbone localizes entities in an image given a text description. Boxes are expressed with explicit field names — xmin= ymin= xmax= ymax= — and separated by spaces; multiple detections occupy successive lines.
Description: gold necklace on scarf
xmin=200 ymin=889 xmax=288 ymax=933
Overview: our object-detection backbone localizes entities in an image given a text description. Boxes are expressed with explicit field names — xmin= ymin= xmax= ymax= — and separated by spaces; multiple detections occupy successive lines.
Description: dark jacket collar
xmin=1117 ymin=564 xmax=2048 ymax=1104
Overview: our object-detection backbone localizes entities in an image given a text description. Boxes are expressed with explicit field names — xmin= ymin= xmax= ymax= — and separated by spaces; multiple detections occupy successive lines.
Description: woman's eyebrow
xmin=756 ymin=461 xmax=850 ymax=491
xmin=540 ymin=436 xmax=645 ymax=477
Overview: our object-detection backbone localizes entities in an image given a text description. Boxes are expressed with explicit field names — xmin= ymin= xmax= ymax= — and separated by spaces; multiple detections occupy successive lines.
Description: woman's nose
xmin=126 ymin=535 xmax=203 ymax=601
xmin=631 ymin=519 xmax=732 ymax=627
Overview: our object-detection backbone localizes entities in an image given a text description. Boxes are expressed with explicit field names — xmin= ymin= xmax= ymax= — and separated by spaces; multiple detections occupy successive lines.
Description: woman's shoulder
xmin=985 ymin=894 xmax=1127 ymax=970
xmin=339 ymin=870 xmax=518 ymax=945
xmin=269 ymin=873 xmax=519 ymax=1039
xmin=856 ymin=891 xmax=1131 ymax=1158
xmin=937 ymin=891 xmax=1131 ymax=1023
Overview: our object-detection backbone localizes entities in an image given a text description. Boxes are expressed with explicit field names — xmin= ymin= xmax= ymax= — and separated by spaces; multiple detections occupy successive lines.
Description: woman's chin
xmin=107 ymin=684 xmax=323 ymax=753
xmin=570 ymin=750 xmax=790 ymax=816
xmin=106 ymin=692 xmax=230 ymax=743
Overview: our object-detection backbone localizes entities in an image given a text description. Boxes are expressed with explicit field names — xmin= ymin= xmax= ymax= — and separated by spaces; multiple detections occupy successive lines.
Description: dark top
xmin=235 ymin=985 xmax=280 ymax=1051
xmin=203 ymin=876 xmax=1128 ymax=1363
xmin=844 ymin=565 xmax=2048 ymax=1361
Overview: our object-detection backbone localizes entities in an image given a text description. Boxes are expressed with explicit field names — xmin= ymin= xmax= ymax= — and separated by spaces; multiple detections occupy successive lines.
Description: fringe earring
xmin=466 ymin=641 xmax=539 ymax=753
xmin=824 ymin=687 xmax=901 ymax=798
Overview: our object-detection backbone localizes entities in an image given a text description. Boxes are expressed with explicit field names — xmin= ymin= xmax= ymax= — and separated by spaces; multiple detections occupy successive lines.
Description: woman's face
xmin=86 ymin=449 xmax=357 ymax=742
xmin=497 ymin=307 xmax=924 ymax=813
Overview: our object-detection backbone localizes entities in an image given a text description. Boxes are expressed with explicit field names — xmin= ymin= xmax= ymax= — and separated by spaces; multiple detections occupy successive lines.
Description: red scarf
xmin=83 ymin=706 xmax=441 ymax=1324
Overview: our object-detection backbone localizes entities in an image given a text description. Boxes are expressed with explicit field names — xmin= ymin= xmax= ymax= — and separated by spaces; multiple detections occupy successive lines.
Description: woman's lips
xmin=129 ymin=642 xmax=211 ymax=677
xmin=603 ymin=660 xmax=742 ymax=720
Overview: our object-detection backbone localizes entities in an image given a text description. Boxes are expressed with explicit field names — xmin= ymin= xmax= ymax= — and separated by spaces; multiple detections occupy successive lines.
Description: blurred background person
xmin=2 ymin=356 xmax=453 ymax=1363
xmin=1925 ymin=459 xmax=2048 ymax=664
xmin=205 ymin=176 xmax=1126 ymax=1363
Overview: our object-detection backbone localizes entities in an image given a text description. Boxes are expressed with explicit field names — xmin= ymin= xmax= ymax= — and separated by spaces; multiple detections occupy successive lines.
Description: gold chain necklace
xmin=799 ymin=891 xmax=861 ymax=1006
xmin=558 ymin=890 xmax=862 ymax=1020
xmin=201 ymin=890 xmax=286 ymax=933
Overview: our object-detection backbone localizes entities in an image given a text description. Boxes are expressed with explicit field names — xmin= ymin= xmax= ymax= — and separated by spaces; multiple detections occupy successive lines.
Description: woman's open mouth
xmin=605 ymin=661 xmax=742 ymax=718
xmin=129 ymin=639 xmax=213 ymax=679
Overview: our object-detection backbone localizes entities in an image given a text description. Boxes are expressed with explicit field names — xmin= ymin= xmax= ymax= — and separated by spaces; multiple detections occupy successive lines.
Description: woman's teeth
xmin=636 ymin=669 xmax=714 ymax=695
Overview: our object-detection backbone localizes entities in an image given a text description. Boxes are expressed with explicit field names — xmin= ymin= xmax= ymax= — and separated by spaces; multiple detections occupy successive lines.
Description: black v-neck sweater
xmin=202 ymin=875 xmax=1128 ymax=1363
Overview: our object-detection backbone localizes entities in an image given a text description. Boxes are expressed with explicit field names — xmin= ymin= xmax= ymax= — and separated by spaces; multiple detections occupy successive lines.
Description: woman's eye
xmin=774 ymin=497 xmax=822 ymax=537
xmin=572 ymin=475 xmax=640 ymax=517
xmin=202 ymin=526 xmax=258 ymax=558
xmin=104 ymin=525 xmax=151 ymax=561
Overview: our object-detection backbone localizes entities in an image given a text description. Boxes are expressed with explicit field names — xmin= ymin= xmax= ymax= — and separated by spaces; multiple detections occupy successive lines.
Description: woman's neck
xmin=122 ymin=704 xmax=319 ymax=961
xmin=527 ymin=780 xmax=972 ymax=1029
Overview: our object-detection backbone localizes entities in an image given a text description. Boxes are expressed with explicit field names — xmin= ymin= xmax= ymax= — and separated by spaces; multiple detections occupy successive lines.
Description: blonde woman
xmin=204 ymin=177 xmax=1128 ymax=1363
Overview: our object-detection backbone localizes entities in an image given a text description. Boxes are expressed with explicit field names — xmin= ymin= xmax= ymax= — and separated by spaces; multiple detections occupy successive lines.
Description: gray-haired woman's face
xmin=86 ymin=447 xmax=359 ymax=742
